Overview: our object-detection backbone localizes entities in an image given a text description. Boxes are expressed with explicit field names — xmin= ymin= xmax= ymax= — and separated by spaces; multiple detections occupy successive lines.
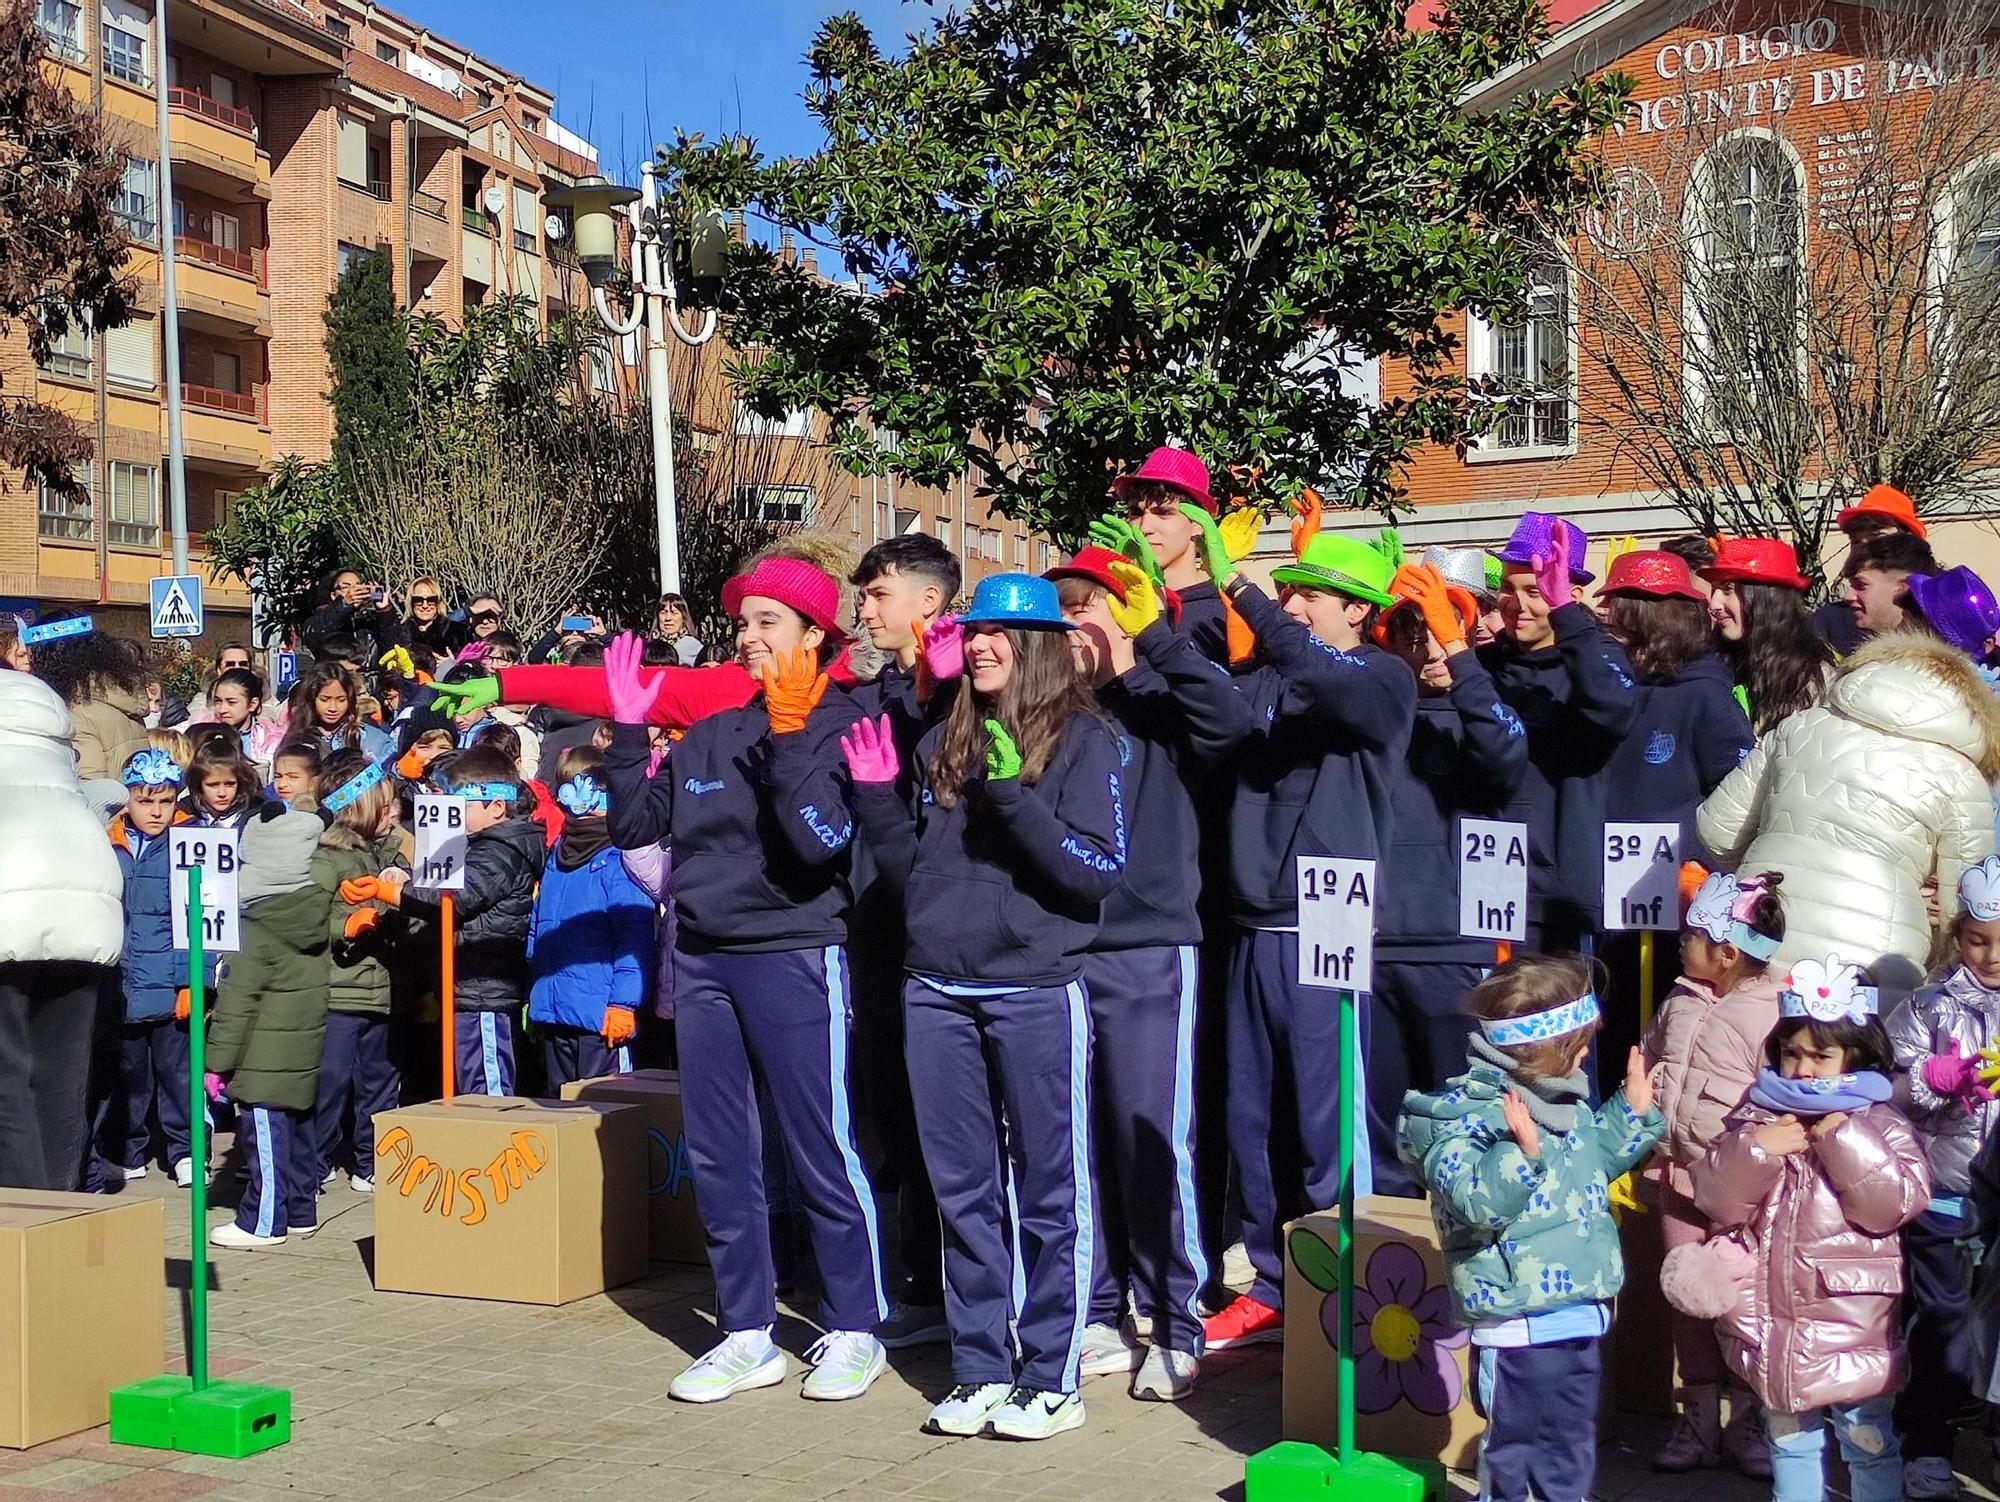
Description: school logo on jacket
xmin=1116 ymin=733 xmax=1133 ymax=767
xmin=1492 ymin=702 xmax=1524 ymax=738
xmin=1643 ymin=731 xmax=1676 ymax=765
xmin=683 ymin=777 xmax=725 ymax=796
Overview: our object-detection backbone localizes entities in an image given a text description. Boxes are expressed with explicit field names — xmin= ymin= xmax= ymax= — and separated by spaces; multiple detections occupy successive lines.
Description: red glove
xmin=174 ymin=987 xmax=191 ymax=1021
xmin=602 ymin=1006 xmax=637 ymax=1047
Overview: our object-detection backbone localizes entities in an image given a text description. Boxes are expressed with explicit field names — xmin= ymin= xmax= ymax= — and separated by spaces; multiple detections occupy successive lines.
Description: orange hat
xmin=1835 ymin=483 xmax=1926 ymax=540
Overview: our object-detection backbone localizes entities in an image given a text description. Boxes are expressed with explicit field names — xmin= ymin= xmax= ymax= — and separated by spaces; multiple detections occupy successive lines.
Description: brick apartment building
xmin=3 ymin=0 xmax=604 ymax=639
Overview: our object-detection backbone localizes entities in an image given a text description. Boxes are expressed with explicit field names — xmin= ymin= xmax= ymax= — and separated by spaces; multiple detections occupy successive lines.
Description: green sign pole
xmin=187 ymin=864 xmax=208 ymax=1394
xmin=1335 ymin=987 xmax=1356 ymax=1463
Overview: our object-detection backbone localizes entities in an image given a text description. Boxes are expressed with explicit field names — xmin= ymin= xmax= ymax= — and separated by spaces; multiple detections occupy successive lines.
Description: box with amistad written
xmin=370 ymin=1096 xmax=647 ymax=1305
xmin=0 ymin=1191 xmax=165 ymax=1448
xmin=560 ymin=1070 xmax=706 ymax=1265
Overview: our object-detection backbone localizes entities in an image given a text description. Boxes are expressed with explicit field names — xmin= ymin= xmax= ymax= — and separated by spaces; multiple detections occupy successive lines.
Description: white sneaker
xmin=988 ymin=1386 xmax=1085 ymax=1440
xmin=172 ymin=1159 xmax=195 ymax=1189
xmin=800 ymin=1331 xmax=885 ymax=1401
xmin=209 ymin=1222 xmax=285 ymax=1250
xmin=668 ymin=1329 xmax=787 ymax=1404
xmin=1904 ymin=1457 xmax=1962 ymax=1500
xmin=349 ymin=1174 xmax=374 ymax=1194
xmin=116 ymin=1163 xmax=149 ymax=1182
xmin=1131 ymin=1346 xmax=1199 ymax=1401
xmin=924 ymin=1382 xmax=1011 ymax=1436
xmin=1221 ymin=1241 xmax=1253 ymax=1290
xmin=288 ymin=1222 xmax=320 ymax=1240
xmin=1077 ymin=1320 xmax=1143 ymax=1378
xmin=877 ymin=1300 xmax=949 ymax=1349
xmin=321 ymin=1167 xmax=339 ymax=1187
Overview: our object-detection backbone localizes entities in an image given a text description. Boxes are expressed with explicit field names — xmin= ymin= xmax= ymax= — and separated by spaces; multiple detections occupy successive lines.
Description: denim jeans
xmin=1766 ymin=1396 xmax=1901 ymax=1502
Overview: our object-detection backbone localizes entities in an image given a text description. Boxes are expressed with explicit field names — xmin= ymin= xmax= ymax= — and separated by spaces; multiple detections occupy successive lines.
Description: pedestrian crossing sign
xmin=150 ymin=574 xmax=204 ymax=639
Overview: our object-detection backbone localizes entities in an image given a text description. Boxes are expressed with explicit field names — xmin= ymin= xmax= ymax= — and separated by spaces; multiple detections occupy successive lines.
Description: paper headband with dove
xmin=1478 ymin=990 xmax=1602 ymax=1048
xmin=1961 ymin=856 xmax=2000 ymax=923
xmin=120 ymin=748 xmax=184 ymax=788
xmin=1685 ymin=872 xmax=1781 ymax=960
xmin=556 ymin=773 xmax=607 ymax=817
xmin=1779 ymin=957 xmax=1879 ymax=1025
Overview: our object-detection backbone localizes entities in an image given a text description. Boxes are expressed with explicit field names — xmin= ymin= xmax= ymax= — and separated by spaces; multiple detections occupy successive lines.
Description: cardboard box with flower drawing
xmin=1282 ymin=1196 xmax=1483 ymax=1471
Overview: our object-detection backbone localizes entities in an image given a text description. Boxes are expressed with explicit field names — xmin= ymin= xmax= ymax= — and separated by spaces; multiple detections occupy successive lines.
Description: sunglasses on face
xmin=411 ymin=594 xmax=440 ymax=606
xmin=470 ymin=610 xmax=499 ymax=624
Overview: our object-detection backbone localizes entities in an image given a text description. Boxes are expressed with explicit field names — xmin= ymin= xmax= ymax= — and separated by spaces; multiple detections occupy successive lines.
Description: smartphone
xmin=559 ymin=614 xmax=594 ymax=633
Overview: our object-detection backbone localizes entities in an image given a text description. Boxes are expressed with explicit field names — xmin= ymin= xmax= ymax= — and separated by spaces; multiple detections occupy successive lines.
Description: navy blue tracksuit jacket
xmin=1603 ymin=651 xmax=1753 ymax=862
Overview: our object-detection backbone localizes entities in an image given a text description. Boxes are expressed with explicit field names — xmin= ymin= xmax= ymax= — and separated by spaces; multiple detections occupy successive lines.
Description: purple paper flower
xmin=1314 ymin=1241 xmax=1468 ymax=1416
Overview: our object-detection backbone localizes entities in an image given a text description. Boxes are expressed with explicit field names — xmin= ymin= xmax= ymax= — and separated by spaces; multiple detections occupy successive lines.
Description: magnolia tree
xmin=659 ymin=0 xmax=1630 ymax=537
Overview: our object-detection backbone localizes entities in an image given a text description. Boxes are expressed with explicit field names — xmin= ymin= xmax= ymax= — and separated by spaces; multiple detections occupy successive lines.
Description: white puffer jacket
xmin=1697 ymin=633 xmax=2000 ymax=995
xmin=0 ymin=673 xmax=122 ymax=966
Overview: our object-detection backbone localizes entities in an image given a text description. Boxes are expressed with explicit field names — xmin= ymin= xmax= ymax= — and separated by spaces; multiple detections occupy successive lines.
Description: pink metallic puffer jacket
xmin=1693 ymin=1100 xmax=1930 ymax=1413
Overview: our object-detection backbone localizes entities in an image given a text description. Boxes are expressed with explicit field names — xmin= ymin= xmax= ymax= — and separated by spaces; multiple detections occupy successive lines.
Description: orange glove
xmin=1678 ymin=860 xmax=1711 ymax=919
xmin=1223 ymin=594 xmax=1256 ymax=665
xmin=602 ymin=1005 xmax=637 ymax=1047
xmin=174 ymin=987 xmax=191 ymax=1021
xmin=339 ymin=875 xmax=401 ymax=908
xmin=1391 ymin=563 xmax=1475 ymax=649
xmin=1290 ymin=487 xmax=1323 ymax=558
xmin=344 ymin=907 xmax=381 ymax=941
xmin=760 ymin=645 xmax=829 ymax=736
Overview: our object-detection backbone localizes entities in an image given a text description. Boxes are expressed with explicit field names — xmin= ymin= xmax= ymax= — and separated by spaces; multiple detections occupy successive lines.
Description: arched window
xmin=1685 ymin=132 xmax=1806 ymax=431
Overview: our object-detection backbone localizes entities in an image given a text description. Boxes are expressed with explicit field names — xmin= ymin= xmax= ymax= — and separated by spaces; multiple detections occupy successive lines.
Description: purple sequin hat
xmin=1907 ymin=566 xmax=2000 ymax=657
xmin=1491 ymin=511 xmax=1595 ymax=585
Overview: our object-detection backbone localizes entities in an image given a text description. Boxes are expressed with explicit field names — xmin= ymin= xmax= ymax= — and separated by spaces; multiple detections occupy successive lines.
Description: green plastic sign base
xmin=1244 ymin=1441 xmax=1448 ymax=1502
xmin=109 ymin=1375 xmax=291 ymax=1457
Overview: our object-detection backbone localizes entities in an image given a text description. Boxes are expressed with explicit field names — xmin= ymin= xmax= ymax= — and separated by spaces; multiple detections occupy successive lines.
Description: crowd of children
xmin=14 ymin=456 xmax=2000 ymax=1491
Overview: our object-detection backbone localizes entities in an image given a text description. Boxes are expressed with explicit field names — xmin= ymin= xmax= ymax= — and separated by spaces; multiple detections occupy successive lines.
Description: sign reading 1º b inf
xmin=169 ymin=828 xmax=240 ymax=952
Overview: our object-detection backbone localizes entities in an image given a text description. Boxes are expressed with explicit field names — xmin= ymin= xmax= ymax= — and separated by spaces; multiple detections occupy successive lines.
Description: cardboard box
xmin=370 ymin=1097 xmax=647 ymax=1305
xmin=560 ymin=1070 xmax=706 ymax=1266
xmin=1282 ymin=1196 xmax=1483 ymax=1471
xmin=0 ymin=1191 xmax=165 ymax=1448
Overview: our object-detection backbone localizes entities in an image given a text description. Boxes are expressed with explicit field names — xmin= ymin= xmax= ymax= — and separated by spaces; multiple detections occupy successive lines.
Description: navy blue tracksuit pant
xmin=1897 ymin=1207 xmax=1998 ymax=1459
xmin=904 ymin=975 xmax=1094 ymax=1393
xmin=453 ymin=1010 xmax=517 ymax=1097
xmin=1227 ymin=927 xmax=1368 ymax=1308
xmin=674 ymin=942 xmax=885 ymax=1334
xmin=1366 ymin=959 xmax=1481 ymax=1198
xmin=314 ymin=1011 xmax=398 ymax=1178
xmin=106 ymin=1018 xmax=193 ymax=1173
xmin=1472 ymin=1338 xmax=1602 ymax=1502
xmin=1083 ymin=945 xmax=1207 ymax=1354
xmin=542 ymin=1028 xmax=631 ymax=1092
xmin=236 ymin=1103 xmax=318 ymax=1237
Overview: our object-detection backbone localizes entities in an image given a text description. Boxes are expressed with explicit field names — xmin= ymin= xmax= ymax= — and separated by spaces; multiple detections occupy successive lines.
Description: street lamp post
xmin=545 ymin=169 xmax=726 ymax=596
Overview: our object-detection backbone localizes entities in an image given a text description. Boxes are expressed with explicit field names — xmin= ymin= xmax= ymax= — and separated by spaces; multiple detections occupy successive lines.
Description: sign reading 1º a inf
xmin=1296 ymin=856 xmax=1375 ymax=994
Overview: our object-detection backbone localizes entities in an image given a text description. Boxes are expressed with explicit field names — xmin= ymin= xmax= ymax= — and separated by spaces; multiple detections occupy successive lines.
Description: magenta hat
xmin=1906 ymin=566 xmax=2000 ymax=657
xmin=1492 ymin=511 xmax=1595 ymax=585
xmin=1111 ymin=445 xmax=1217 ymax=516
xmin=721 ymin=557 xmax=849 ymax=642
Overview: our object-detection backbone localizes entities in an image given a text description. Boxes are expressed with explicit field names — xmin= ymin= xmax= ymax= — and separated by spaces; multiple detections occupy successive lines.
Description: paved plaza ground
xmin=3 ymin=1163 xmax=1992 ymax=1501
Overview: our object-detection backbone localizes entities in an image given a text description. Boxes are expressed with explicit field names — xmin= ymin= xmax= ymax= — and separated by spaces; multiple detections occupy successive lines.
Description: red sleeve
xmin=495 ymin=663 xmax=758 ymax=730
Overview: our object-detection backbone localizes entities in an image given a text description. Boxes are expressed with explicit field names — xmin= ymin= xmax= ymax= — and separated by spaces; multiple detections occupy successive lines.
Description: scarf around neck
xmin=1746 ymin=1067 xmax=1892 ymax=1117
xmin=1467 ymin=1033 xmax=1589 ymax=1132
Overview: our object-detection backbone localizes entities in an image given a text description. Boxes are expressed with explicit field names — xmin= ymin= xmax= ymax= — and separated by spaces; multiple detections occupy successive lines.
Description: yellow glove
xmin=1608 ymin=1170 xmax=1648 ymax=1225
xmin=378 ymin=645 xmax=415 ymax=678
xmin=1977 ymin=1041 xmax=2000 ymax=1087
xmin=1105 ymin=560 xmax=1162 ymax=637
xmin=1217 ymin=507 xmax=1262 ymax=564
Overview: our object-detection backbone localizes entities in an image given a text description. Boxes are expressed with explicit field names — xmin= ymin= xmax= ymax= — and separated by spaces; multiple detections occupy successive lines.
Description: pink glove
xmin=840 ymin=714 xmax=900 ymax=784
xmin=203 ymin=1071 xmax=228 ymax=1103
xmin=1532 ymin=523 xmax=1572 ymax=607
xmin=922 ymin=615 xmax=964 ymax=682
xmin=604 ymin=631 xmax=663 ymax=726
xmin=1924 ymin=1043 xmax=1994 ymax=1105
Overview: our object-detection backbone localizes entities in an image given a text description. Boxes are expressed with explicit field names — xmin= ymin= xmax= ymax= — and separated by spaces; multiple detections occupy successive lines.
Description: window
xmin=1686 ymin=133 xmax=1805 ymax=432
xmin=105 ymin=319 xmax=154 ymax=389
xmin=366 ymin=143 xmax=387 ymax=198
xmin=733 ymin=484 xmax=815 ymax=525
xmin=322 ymin=16 xmax=349 ymax=41
xmin=473 ymin=87 xmax=492 ymax=109
xmin=523 ymin=112 xmax=542 ymax=133
xmin=1012 ymin=534 xmax=1026 ymax=568
xmin=102 ymin=0 xmax=150 ymax=85
xmin=1472 ymin=258 xmax=1573 ymax=454
xmin=210 ymin=349 xmax=241 ymax=392
xmin=37 ymin=320 xmax=90 ymax=380
xmin=209 ymin=211 xmax=240 ymax=252
xmin=1037 ymin=541 xmax=1053 ymax=572
xmin=108 ymin=462 xmax=159 ymax=547
xmin=875 ymin=499 xmax=890 ymax=540
xmin=586 ymin=341 xmax=615 ymax=393
xmin=208 ymin=73 xmax=236 ymax=108
xmin=336 ymin=241 xmax=375 ymax=276
xmin=37 ymin=0 xmax=82 ymax=60
xmin=734 ymin=405 xmax=813 ymax=439
xmin=936 ymin=514 xmax=951 ymax=543
xmin=37 ymin=470 xmax=93 ymax=542
xmin=512 ymin=184 xmax=537 ymax=252
xmin=114 ymin=157 xmax=157 ymax=242
xmin=336 ymin=117 xmax=367 ymax=188
xmin=374 ymin=39 xmax=399 ymax=64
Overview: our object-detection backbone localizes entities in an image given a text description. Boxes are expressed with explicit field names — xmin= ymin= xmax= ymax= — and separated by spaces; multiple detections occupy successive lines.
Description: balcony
xmin=175 ymin=234 xmax=259 ymax=281
xmin=172 ymin=239 xmax=269 ymax=335
xmin=181 ymin=381 xmax=270 ymax=470
xmin=365 ymin=178 xmax=390 ymax=201
xmin=183 ymin=381 xmax=260 ymax=418
xmin=462 ymin=204 xmax=487 ymax=233
xmin=414 ymin=189 xmax=446 ymax=217
xmin=167 ymin=86 xmax=254 ymax=135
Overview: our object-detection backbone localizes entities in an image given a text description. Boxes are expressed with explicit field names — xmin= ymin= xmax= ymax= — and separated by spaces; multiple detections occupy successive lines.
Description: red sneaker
xmin=1202 ymin=1295 xmax=1284 ymax=1350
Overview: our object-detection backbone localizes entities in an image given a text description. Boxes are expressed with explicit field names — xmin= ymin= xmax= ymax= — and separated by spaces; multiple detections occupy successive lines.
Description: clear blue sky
xmin=410 ymin=0 xmax=917 ymax=177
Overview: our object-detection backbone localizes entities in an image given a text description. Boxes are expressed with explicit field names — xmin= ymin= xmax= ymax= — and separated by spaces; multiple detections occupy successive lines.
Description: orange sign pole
xmin=439 ymin=891 xmax=456 ymax=1100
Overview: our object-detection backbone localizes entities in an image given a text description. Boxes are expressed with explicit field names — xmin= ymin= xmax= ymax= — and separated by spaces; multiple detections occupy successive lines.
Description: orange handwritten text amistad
xmin=375 ymin=1126 xmax=550 ymax=1227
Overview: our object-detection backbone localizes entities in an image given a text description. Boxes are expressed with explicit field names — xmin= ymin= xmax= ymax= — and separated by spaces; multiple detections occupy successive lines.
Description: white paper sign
xmin=169 ymin=828 xmax=240 ymax=953
xmin=1602 ymin=821 xmax=1682 ymax=931
xmin=1297 ymin=856 xmax=1375 ymax=993
xmin=1459 ymin=818 xmax=1529 ymax=942
xmin=413 ymin=795 xmax=469 ymax=891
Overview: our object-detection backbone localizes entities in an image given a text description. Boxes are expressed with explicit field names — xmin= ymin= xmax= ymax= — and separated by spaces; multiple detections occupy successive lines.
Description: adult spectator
xmin=33 ymin=625 xmax=150 ymax=780
xmin=401 ymin=576 xmax=463 ymax=658
xmin=1698 ymin=629 xmax=2000 ymax=996
xmin=0 ymin=617 xmax=29 ymax=672
xmin=1811 ymin=485 xmax=1933 ymax=653
xmin=0 ymin=670 xmax=124 ymax=1188
xmin=302 ymin=569 xmax=400 ymax=661
xmin=464 ymin=594 xmax=504 ymax=649
xmin=652 ymin=594 xmax=704 ymax=667
xmin=1702 ymin=537 xmax=1833 ymax=737
xmin=1842 ymin=531 xmax=1937 ymax=641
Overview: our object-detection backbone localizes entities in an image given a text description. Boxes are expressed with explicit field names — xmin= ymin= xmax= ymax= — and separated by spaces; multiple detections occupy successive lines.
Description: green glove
xmin=983 ymin=718 xmax=1022 ymax=781
xmin=1087 ymin=514 xmax=1163 ymax=586
xmin=429 ymin=677 xmax=500 ymax=715
xmin=1376 ymin=527 xmax=1405 ymax=569
xmin=1179 ymin=502 xmax=1237 ymax=589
